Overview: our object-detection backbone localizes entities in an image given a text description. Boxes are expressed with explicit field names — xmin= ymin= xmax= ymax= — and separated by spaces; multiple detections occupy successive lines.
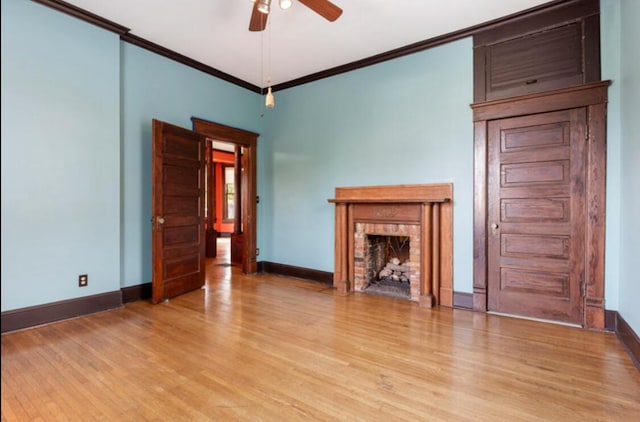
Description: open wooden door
xmin=152 ymin=119 xmax=206 ymax=303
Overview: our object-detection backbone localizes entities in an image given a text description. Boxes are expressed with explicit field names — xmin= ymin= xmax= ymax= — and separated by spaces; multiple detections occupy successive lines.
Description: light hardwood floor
xmin=2 ymin=239 xmax=639 ymax=421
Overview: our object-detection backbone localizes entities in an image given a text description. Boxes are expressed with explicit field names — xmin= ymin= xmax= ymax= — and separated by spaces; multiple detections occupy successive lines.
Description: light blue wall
xmin=600 ymin=0 xmax=640 ymax=335
xmin=617 ymin=0 xmax=640 ymax=333
xmin=1 ymin=0 xmax=635 ymax=337
xmin=260 ymin=39 xmax=474 ymax=291
xmin=600 ymin=0 xmax=621 ymax=309
xmin=120 ymin=44 xmax=262 ymax=287
xmin=1 ymin=0 xmax=120 ymax=310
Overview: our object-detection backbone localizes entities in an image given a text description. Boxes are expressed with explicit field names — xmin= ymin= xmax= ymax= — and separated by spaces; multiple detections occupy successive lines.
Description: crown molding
xmin=33 ymin=0 xmax=577 ymax=94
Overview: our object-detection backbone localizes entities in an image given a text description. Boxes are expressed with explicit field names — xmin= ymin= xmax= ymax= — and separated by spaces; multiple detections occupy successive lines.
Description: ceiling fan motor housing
xmin=249 ymin=0 xmax=343 ymax=32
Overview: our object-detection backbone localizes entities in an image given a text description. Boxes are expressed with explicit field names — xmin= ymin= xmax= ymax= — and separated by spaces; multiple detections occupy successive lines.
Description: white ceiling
xmin=61 ymin=0 xmax=554 ymax=88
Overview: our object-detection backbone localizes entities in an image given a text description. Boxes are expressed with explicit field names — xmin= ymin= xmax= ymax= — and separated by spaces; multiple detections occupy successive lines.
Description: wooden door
xmin=152 ymin=119 xmax=206 ymax=303
xmin=205 ymin=141 xmax=217 ymax=257
xmin=487 ymin=108 xmax=586 ymax=324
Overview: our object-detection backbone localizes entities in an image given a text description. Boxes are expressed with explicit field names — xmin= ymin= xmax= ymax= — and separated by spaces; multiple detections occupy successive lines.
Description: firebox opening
xmin=364 ymin=235 xmax=411 ymax=299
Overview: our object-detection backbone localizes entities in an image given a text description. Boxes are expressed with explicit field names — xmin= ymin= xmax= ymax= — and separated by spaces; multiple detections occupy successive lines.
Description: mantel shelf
xmin=328 ymin=198 xmax=450 ymax=204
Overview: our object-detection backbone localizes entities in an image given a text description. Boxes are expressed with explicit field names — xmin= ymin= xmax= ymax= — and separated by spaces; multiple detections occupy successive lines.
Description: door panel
xmin=152 ymin=119 xmax=206 ymax=304
xmin=487 ymin=109 xmax=586 ymax=324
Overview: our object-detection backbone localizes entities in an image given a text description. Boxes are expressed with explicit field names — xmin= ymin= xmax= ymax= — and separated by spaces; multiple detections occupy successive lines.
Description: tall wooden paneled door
xmin=473 ymin=82 xmax=609 ymax=329
xmin=487 ymin=108 xmax=587 ymax=324
xmin=151 ymin=119 xmax=207 ymax=304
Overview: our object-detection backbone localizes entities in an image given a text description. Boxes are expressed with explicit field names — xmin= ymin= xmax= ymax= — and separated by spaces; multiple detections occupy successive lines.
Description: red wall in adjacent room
xmin=212 ymin=150 xmax=235 ymax=234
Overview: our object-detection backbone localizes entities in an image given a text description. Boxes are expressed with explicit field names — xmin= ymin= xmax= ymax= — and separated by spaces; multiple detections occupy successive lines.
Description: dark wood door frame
xmin=191 ymin=117 xmax=259 ymax=274
xmin=471 ymin=81 xmax=610 ymax=329
xmin=205 ymin=140 xmax=217 ymax=258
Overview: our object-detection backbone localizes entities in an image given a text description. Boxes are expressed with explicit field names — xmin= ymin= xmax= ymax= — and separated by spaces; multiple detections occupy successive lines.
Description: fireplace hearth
xmin=329 ymin=184 xmax=453 ymax=307
xmin=365 ymin=279 xmax=411 ymax=299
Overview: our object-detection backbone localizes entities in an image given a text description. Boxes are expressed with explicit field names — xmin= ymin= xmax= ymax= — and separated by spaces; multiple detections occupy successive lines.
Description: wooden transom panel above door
xmin=487 ymin=108 xmax=586 ymax=324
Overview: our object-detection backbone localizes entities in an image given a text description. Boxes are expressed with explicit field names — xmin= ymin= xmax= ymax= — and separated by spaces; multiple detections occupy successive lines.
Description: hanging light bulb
xmin=257 ymin=0 xmax=270 ymax=14
xmin=265 ymin=86 xmax=275 ymax=108
xmin=279 ymin=0 xmax=292 ymax=9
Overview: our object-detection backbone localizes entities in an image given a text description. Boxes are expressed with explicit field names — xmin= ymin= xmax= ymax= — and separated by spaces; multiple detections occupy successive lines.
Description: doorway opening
xmin=192 ymin=117 xmax=258 ymax=275
xmin=209 ymin=237 xmax=232 ymax=268
xmin=205 ymin=140 xmax=241 ymax=262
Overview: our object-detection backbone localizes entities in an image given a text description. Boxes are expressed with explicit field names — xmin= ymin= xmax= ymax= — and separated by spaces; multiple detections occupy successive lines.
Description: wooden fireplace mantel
xmin=328 ymin=184 xmax=453 ymax=307
xmin=329 ymin=198 xmax=450 ymax=204
xmin=328 ymin=183 xmax=452 ymax=203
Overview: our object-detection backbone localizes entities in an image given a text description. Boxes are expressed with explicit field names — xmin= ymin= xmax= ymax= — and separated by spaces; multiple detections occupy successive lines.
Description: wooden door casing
xmin=152 ymin=120 xmax=206 ymax=303
xmin=487 ymin=109 xmax=586 ymax=324
xmin=472 ymin=81 xmax=609 ymax=329
xmin=191 ymin=118 xmax=259 ymax=274
xmin=205 ymin=140 xmax=217 ymax=258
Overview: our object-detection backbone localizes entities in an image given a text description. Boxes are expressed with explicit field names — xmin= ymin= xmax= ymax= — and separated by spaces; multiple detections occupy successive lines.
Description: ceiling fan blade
xmin=299 ymin=0 xmax=343 ymax=22
xmin=249 ymin=1 xmax=268 ymax=32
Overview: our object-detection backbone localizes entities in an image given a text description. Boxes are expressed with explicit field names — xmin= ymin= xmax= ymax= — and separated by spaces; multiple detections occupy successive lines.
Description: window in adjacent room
xmin=223 ymin=164 xmax=235 ymax=222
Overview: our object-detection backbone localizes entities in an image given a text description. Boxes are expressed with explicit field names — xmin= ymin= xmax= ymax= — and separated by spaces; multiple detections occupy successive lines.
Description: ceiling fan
xmin=249 ymin=0 xmax=343 ymax=32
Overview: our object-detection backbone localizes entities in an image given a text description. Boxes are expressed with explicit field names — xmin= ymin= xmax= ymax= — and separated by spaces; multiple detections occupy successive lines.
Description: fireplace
xmin=360 ymin=234 xmax=411 ymax=299
xmin=357 ymin=229 xmax=416 ymax=300
xmin=329 ymin=184 xmax=453 ymax=307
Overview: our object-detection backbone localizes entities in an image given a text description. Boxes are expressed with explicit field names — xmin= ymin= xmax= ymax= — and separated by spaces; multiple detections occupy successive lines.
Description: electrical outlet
xmin=78 ymin=274 xmax=88 ymax=287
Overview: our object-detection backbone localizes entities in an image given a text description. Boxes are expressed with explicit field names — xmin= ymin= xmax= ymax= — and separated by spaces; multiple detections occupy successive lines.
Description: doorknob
xmin=155 ymin=216 xmax=165 ymax=231
xmin=491 ymin=223 xmax=499 ymax=230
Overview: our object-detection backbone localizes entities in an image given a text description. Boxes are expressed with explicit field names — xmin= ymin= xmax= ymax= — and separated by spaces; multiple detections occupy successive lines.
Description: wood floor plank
xmin=2 ymin=240 xmax=639 ymax=421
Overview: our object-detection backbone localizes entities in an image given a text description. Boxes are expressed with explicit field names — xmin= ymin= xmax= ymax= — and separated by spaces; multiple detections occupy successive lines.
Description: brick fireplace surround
xmin=329 ymin=184 xmax=453 ymax=307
